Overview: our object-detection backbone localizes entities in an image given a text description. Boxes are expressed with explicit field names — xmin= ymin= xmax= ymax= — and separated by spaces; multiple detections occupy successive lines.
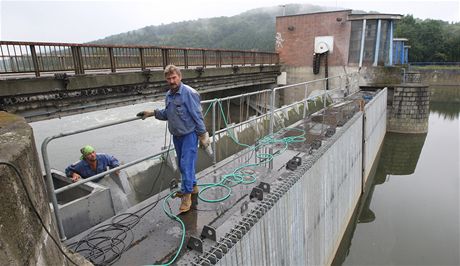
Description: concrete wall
xmin=359 ymin=66 xmax=403 ymax=85
xmin=363 ymin=88 xmax=387 ymax=184
xmin=387 ymin=84 xmax=430 ymax=133
xmin=416 ymin=68 xmax=460 ymax=87
xmin=216 ymin=110 xmax=364 ymax=266
xmin=0 ymin=112 xmax=67 ymax=265
xmin=1 ymin=65 xmax=280 ymax=122
xmin=208 ymin=89 xmax=387 ymax=265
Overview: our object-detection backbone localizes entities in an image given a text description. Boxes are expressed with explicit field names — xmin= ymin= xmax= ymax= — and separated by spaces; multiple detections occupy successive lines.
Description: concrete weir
xmin=64 ymin=88 xmax=387 ymax=265
xmin=190 ymin=89 xmax=387 ymax=265
xmin=0 ymin=113 xmax=89 ymax=265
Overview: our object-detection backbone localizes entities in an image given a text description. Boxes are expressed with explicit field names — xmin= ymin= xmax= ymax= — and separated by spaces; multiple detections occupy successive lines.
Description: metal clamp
xmin=312 ymin=139 xmax=322 ymax=150
xmin=187 ymin=236 xmax=203 ymax=253
xmin=201 ymin=225 xmax=217 ymax=242
xmin=250 ymin=187 xmax=263 ymax=201
xmin=258 ymin=182 xmax=271 ymax=193
xmin=286 ymin=156 xmax=302 ymax=171
xmin=325 ymin=127 xmax=336 ymax=137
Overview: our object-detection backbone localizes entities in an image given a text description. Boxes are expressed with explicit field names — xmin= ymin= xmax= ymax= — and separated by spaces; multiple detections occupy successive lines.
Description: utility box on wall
xmin=314 ymin=36 xmax=334 ymax=54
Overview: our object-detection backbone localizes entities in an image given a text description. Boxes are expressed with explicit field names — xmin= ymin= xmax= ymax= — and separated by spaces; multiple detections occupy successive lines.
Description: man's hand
xmin=71 ymin=173 xmax=81 ymax=183
xmin=136 ymin=110 xmax=155 ymax=120
xmin=199 ymin=132 xmax=211 ymax=149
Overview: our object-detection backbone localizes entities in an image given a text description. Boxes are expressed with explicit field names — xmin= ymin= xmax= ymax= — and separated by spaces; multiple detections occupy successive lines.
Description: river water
xmin=31 ymin=101 xmax=169 ymax=172
xmin=338 ymin=87 xmax=460 ymax=265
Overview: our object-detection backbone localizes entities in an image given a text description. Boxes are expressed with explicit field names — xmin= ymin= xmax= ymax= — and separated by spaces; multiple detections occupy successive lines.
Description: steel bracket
xmin=201 ymin=225 xmax=217 ymax=242
xmin=258 ymin=182 xmax=271 ymax=193
xmin=286 ymin=156 xmax=302 ymax=171
xmin=187 ymin=236 xmax=203 ymax=253
xmin=250 ymin=187 xmax=263 ymax=201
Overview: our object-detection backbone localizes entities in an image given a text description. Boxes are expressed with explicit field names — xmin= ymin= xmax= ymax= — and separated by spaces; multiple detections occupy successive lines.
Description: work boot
xmin=174 ymin=185 xmax=199 ymax=198
xmin=179 ymin=193 xmax=192 ymax=213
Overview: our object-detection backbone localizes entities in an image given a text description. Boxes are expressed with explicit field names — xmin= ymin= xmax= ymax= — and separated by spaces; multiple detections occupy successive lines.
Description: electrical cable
xmin=0 ymin=161 xmax=78 ymax=266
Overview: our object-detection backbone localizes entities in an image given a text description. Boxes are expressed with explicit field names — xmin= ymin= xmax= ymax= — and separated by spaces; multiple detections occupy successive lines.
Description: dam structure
xmin=58 ymin=75 xmax=387 ymax=265
xmin=0 ymin=9 xmax=435 ymax=266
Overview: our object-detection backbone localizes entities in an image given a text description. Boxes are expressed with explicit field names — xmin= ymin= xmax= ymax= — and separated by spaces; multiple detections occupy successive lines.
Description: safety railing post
xmin=162 ymin=48 xmax=169 ymax=68
xmin=324 ymin=78 xmax=327 ymax=109
xmin=212 ymin=100 xmax=217 ymax=165
xmin=202 ymin=49 xmax=206 ymax=68
xmin=29 ymin=45 xmax=40 ymax=77
xmin=303 ymin=84 xmax=309 ymax=118
xmin=184 ymin=49 xmax=189 ymax=69
xmin=268 ymin=87 xmax=276 ymax=170
xmin=269 ymin=87 xmax=275 ymax=135
xmin=71 ymin=46 xmax=84 ymax=75
xmin=41 ymin=138 xmax=67 ymax=240
xmin=108 ymin=47 xmax=116 ymax=73
xmin=139 ymin=48 xmax=145 ymax=70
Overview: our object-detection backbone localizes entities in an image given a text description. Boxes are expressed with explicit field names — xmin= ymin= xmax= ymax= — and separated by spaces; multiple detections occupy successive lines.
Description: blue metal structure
xmin=393 ymin=38 xmax=410 ymax=64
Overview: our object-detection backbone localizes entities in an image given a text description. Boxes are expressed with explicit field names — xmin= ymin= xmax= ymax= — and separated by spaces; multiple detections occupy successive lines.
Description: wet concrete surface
xmin=65 ymin=94 xmax=366 ymax=266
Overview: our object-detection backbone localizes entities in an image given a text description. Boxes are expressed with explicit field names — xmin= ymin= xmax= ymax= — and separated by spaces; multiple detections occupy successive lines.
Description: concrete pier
xmin=388 ymin=84 xmax=430 ymax=133
xmin=0 ymin=112 xmax=73 ymax=265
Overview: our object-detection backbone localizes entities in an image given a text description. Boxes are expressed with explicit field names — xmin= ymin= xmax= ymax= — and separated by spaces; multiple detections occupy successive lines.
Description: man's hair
xmin=164 ymin=65 xmax=181 ymax=77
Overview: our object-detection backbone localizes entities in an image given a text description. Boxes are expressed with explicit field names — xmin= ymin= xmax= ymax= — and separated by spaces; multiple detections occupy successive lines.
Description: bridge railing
xmin=0 ymin=41 xmax=279 ymax=77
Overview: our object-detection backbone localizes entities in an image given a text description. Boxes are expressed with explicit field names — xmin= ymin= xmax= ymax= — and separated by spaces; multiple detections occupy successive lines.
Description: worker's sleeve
xmin=184 ymin=89 xmax=206 ymax=136
xmin=101 ymin=154 xmax=120 ymax=169
xmin=154 ymin=98 xmax=169 ymax=121
xmin=65 ymin=161 xmax=81 ymax=177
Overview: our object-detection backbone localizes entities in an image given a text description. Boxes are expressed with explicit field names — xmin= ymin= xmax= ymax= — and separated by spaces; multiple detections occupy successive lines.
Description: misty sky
xmin=1 ymin=0 xmax=459 ymax=43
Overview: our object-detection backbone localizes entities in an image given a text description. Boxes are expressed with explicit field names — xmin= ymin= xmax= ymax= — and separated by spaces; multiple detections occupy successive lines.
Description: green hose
xmin=155 ymin=98 xmax=306 ymax=265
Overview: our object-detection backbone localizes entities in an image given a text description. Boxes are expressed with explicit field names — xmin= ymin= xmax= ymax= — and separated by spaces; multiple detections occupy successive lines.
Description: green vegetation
xmin=395 ymin=15 xmax=460 ymax=62
xmin=91 ymin=4 xmax=328 ymax=52
xmin=411 ymin=65 xmax=460 ymax=70
xmin=92 ymin=4 xmax=460 ymax=63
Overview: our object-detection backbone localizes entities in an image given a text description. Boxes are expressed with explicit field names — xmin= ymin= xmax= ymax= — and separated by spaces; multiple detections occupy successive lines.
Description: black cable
xmin=68 ymin=191 xmax=170 ymax=265
xmin=0 ymin=161 xmax=78 ymax=266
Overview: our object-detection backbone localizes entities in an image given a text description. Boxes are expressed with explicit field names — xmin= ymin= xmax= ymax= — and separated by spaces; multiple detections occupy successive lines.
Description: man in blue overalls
xmin=65 ymin=145 xmax=120 ymax=183
xmin=137 ymin=65 xmax=210 ymax=213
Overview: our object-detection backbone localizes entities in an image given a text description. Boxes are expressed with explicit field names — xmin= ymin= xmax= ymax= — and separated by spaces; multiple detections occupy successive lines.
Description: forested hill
xmin=92 ymin=4 xmax=460 ymax=62
xmin=91 ymin=4 xmax=331 ymax=52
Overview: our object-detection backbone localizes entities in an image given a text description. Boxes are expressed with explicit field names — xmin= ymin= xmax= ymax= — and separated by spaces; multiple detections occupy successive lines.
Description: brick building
xmin=275 ymin=10 xmax=402 ymax=97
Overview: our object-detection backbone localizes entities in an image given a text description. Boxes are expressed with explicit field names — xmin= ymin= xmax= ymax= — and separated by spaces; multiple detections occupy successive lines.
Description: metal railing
xmin=0 ymin=41 xmax=279 ymax=77
xmin=41 ymin=72 xmax=360 ymax=240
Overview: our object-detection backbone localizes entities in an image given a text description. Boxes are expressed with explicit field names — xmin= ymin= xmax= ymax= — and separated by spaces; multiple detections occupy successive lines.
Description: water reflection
xmin=430 ymin=86 xmax=460 ymax=120
xmin=333 ymin=131 xmax=428 ymax=265
xmin=335 ymin=99 xmax=460 ymax=265
xmin=430 ymin=101 xmax=460 ymax=120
